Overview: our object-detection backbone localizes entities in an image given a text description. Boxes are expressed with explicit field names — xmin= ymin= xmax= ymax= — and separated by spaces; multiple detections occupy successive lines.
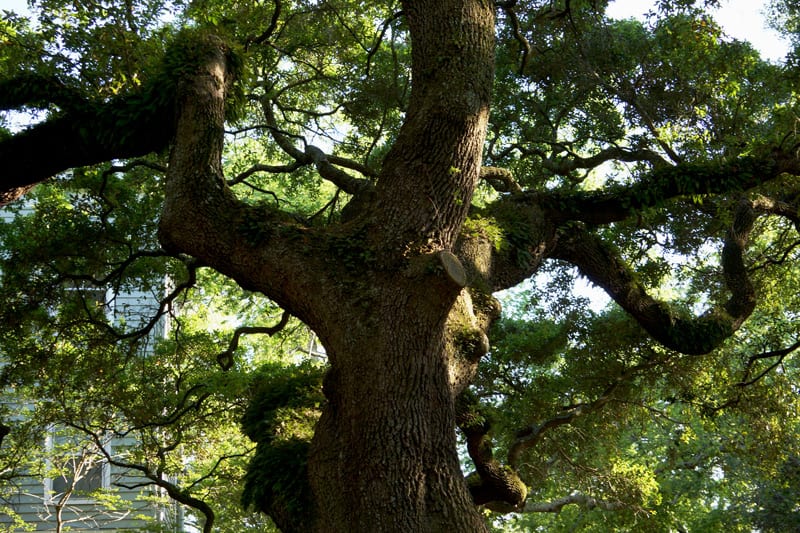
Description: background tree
xmin=1 ymin=0 xmax=800 ymax=531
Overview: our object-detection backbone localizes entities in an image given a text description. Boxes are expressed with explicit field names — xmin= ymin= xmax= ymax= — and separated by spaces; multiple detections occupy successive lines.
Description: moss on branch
xmin=0 ymin=30 xmax=245 ymax=205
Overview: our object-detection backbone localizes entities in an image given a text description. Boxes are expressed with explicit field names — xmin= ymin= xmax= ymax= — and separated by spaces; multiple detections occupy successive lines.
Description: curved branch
xmin=262 ymin=100 xmax=374 ymax=194
xmin=480 ymin=166 xmax=522 ymax=194
xmin=216 ymin=311 xmax=291 ymax=370
xmin=549 ymin=198 xmax=758 ymax=355
xmin=228 ymin=162 xmax=304 ymax=186
xmin=540 ymin=146 xmax=669 ymax=176
xmin=500 ymin=4 xmax=531 ymax=75
xmin=365 ymin=11 xmax=404 ymax=77
xmin=74 ymin=427 xmax=216 ymax=533
xmin=456 ymin=391 xmax=527 ymax=511
xmin=246 ymin=0 xmax=282 ymax=49
xmin=156 ymin=36 xmax=343 ymax=328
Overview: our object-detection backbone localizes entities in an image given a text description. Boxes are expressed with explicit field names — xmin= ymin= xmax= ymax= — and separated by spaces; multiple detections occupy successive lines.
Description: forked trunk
xmin=159 ymin=1 xmax=497 ymax=531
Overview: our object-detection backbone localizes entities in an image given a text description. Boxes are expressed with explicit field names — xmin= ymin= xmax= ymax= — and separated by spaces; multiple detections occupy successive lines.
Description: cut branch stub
xmin=439 ymin=250 xmax=467 ymax=288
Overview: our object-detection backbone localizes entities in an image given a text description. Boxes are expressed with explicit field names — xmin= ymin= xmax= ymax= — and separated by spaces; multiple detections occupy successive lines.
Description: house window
xmin=44 ymin=431 xmax=111 ymax=503
xmin=50 ymin=456 xmax=108 ymax=497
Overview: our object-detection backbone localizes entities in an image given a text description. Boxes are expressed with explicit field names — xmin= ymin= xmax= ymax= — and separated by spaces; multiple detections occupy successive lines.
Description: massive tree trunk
xmin=306 ymin=2 xmax=495 ymax=530
xmin=309 ymin=287 xmax=487 ymax=532
xmin=159 ymin=1 xmax=497 ymax=531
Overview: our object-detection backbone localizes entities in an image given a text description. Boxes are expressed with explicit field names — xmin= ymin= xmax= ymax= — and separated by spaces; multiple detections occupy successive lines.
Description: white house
xmin=0 ymin=205 xmax=185 ymax=532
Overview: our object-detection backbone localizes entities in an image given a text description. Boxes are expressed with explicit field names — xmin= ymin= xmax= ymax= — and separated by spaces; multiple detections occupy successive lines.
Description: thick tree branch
xmin=156 ymin=35 xmax=348 ymax=335
xmin=549 ymin=198 xmax=758 ymax=355
xmin=0 ymin=422 xmax=9 ymax=448
xmin=0 ymin=74 xmax=88 ymax=111
xmin=480 ymin=166 xmax=522 ymax=194
xmin=542 ymin=153 xmax=800 ymax=225
xmin=0 ymin=101 xmax=172 ymax=205
xmin=752 ymin=194 xmax=800 ymax=229
xmin=456 ymin=391 xmax=527 ymax=512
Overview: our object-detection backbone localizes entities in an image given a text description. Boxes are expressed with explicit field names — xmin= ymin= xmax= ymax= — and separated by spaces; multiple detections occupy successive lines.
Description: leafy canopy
xmin=1 ymin=0 xmax=800 ymax=531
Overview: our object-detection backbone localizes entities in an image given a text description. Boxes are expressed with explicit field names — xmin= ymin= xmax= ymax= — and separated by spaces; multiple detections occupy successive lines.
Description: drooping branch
xmin=104 ymin=451 xmax=215 ymax=533
xmin=74 ymin=255 xmax=199 ymax=343
xmin=549 ymin=198 xmax=758 ymax=355
xmin=70 ymin=425 xmax=216 ymax=533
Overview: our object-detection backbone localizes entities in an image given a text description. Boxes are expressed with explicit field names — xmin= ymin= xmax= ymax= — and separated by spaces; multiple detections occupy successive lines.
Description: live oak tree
xmin=2 ymin=0 xmax=800 ymax=531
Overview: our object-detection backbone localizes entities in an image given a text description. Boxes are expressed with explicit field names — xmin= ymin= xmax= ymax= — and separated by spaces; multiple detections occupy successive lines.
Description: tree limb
xmin=72 ymin=426 xmax=216 ymax=533
xmin=216 ymin=311 xmax=291 ymax=370
xmin=0 ymin=69 xmax=178 ymax=206
xmin=549 ymin=198 xmax=758 ymax=355
xmin=540 ymin=146 xmax=670 ymax=176
xmin=542 ymin=153 xmax=800 ymax=226
xmin=456 ymin=391 xmax=527 ymax=511
xmin=507 ymin=360 xmax=649 ymax=467
xmin=736 ymin=338 xmax=800 ymax=387
xmin=480 ymin=166 xmax=522 ymax=194
xmin=0 ymin=74 xmax=88 ymax=112
xmin=261 ymin=100 xmax=374 ymax=194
